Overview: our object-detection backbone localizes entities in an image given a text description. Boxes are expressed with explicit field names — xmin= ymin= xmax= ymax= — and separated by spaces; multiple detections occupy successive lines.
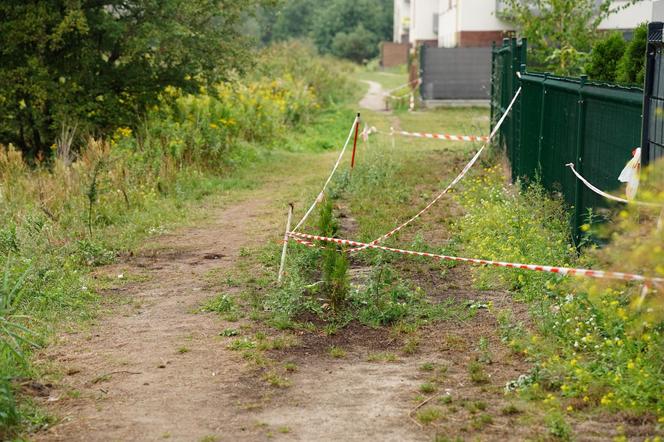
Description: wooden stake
xmin=350 ymin=113 xmax=361 ymax=169
xmin=278 ymin=203 xmax=294 ymax=284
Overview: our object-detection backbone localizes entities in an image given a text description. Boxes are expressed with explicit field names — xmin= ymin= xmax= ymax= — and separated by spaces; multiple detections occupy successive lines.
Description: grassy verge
xmin=452 ymin=161 xmax=664 ymax=432
xmin=353 ymin=65 xmax=408 ymax=91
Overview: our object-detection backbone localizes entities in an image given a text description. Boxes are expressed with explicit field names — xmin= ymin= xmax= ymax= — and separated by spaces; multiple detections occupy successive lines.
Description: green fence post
xmin=537 ymin=73 xmax=549 ymax=172
xmin=520 ymin=38 xmax=528 ymax=67
xmin=509 ymin=38 xmax=518 ymax=166
xmin=573 ymin=75 xmax=588 ymax=245
xmin=490 ymin=41 xmax=496 ymax=133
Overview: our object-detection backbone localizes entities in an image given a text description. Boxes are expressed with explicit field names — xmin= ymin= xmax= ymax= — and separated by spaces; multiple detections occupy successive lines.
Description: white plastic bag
xmin=618 ymin=148 xmax=641 ymax=200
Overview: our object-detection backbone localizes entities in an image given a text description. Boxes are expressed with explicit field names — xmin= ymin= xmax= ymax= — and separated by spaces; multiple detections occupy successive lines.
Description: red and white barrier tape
xmin=394 ymin=131 xmax=489 ymax=142
xmin=566 ymin=163 xmax=663 ymax=208
xmin=384 ymin=78 xmax=421 ymax=97
xmin=347 ymin=87 xmax=522 ymax=252
xmin=288 ymin=232 xmax=664 ymax=285
xmin=363 ymin=128 xmax=489 ymax=143
xmin=292 ymin=116 xmax=359 ymax=232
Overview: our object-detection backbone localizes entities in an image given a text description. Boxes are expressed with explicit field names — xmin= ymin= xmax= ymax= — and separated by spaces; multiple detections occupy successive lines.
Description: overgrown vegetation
xmin=585 ymin=24 xmax=648 ymax=84
xmin=248 ymin=0 xmax=392 ymax=62
xmin=0 ymin=42 xmax=353 ymax=437
xmin=501 ymin=0 xmax=646 ymax=78
xmin=0 ymin=0 xmax=274 ymax=156
xmin=454 ymin=162 xmax=664 ymax=422
xmin=267 ymin=129 xmax=473 ymax=330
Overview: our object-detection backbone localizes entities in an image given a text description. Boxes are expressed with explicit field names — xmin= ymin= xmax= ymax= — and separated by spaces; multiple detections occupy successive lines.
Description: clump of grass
xmin=470 ymin=413 xmax=493 ymax=430
xmin=402 ymin=337 xmax=420 ymax=355
xmin=438 ymin=394 xmax=453 ymax=405
xmin=501 ymin=404 xmax=521 ymax=415
xmin=366 ymin=352 xmax=397 ymax=362
xmin=416 ymin=407 xmax=443 ymax=425
xmin=419 ymin=382 xmax=436 ymax=394
xmin=262 ymin=371 xmax=291 ymax=388
xmin=227 ymin=338 xmax=256 ymax=351
xmin=420 ymin=362 xmax=435 ymax=372
xmin=328 ymin=346 xmax=346 ymax=358
xmin=468 ymin=361 xmax=489 ymax=384
xmin=177 ymin=347 xmax=190 ymax=354
xmin=284 ymin=362 xmax=297 ymax=372
xmin=546 ymin=412 xmax=572 ymax=441
xmin=202 ymin=294 xmax=236 ymax=315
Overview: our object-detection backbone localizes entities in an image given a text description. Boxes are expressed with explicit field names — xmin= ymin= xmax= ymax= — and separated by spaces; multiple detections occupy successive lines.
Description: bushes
xmin=454 ymin=166 xmax=575 ymax=300
xmin=454 ymin=160 xmax=664 ymax=419
xmin=585 ymin=24 xmax=648 ymax=85
xmin=616 ymin=23 xmax=648 ymax=85
xmin=585 ymin=32 xmax=626 ymax=82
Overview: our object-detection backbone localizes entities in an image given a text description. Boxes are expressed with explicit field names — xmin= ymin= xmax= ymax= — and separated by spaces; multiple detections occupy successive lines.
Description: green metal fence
xmin=491 ymin=38 xmax=644 ymax=241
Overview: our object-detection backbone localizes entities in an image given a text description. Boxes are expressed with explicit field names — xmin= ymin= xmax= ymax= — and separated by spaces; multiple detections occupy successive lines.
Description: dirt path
xmin=359 ymin=80 xmax=387 ymax=112
xmin=36 ymin=195 xmax=278 ymax=441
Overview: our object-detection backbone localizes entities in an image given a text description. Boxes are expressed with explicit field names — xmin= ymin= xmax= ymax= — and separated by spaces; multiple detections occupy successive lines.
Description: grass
xmin=366 ymin=352 xmax=398 ymax=362
xmin=328 ymin=346 xmax=347 ymax=358
xmin=468 ymin=361 xmax=489 ymax=384
xmin=353 ymin=67 xmax=408 ymax=92
xmin=416 ymin=407 xmax=443 ymax=425
xmin=419 ymin=382 xmax=437 ymax=394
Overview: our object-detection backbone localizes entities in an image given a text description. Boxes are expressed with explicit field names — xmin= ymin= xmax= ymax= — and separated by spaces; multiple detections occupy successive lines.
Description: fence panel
xmin=491 ymin=38 xmax=644 ymax=241
xmin=642 ymin=22 xmax=664 ymax=167
xmin=581 ymin=88 xmax=644 ymax=218
xmin=538 ymin=79 xmax=580 ymax=208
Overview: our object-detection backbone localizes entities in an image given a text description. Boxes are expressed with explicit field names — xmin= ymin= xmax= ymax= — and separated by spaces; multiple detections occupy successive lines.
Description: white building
xmin=438 ymin=0 xmax=512 ymax=48
xmin=599 ymin=0 xmax=662 ymax=31
xmin=393 ymin=0 xmax=411 ymax=44
xmin=395 ymin=0 xmax=662 ymax=48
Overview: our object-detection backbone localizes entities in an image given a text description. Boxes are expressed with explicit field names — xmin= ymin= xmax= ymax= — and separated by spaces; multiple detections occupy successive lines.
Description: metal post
xmin=350 ymin=113 xmax=361 ymax=169
xmin=573 ymin=75 xmax=588 ymax=245
xmin=490 ymin=41 xmax=496 ymax=133
xmin=277 ymin=203 xmax=294 ymax=285
xmin=537 ymin=73 xmax=549 ymax=173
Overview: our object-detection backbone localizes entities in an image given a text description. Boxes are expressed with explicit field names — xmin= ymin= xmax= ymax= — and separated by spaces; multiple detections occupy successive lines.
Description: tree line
xmin=247 ymin=0 xmax=392 ymax=63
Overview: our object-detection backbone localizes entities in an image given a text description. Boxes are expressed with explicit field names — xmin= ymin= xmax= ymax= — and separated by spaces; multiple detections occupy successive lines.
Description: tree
xmin=617 ymin=23 xmax=648 ymax=85
xmin=331 ymin=25 xmax=379 ymax=63
xmin=312 ymin=0 xmax=391 ymax=58
xmin=252 ymin=0 xmax=392 ymax=60
xmin=585 ymin=32 xmax=627 ymax=82
xmin=0 ymin=0 xmax=263 ymax=157
xmin=500 ymin=0 xmax=640 ymax=76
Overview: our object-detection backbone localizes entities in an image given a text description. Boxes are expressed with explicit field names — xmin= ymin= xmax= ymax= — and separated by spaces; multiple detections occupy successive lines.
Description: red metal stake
xmin=350 ymin=113 xmax=361 ymax=169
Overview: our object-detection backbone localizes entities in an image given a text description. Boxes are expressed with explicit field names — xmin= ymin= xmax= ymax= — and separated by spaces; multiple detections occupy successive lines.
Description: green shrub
xmin=585 ymin=32 xmax=626 ymax=82
xmin=454 ymin=159 xmax=664 ymax=419
xmin=616 ymin=23 xmax=648 ymax=85
xmin=454 ymin=165 xmax=574 ymax=301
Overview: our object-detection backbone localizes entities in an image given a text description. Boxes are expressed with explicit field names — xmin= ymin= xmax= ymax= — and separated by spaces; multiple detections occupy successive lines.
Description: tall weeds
xmin=0 ymin=42 xmax=354 ymax=437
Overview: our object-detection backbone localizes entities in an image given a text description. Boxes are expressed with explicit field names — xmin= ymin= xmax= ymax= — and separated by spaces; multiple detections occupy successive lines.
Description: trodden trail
xmin=34 ymin=173 xmax=311 ymax=441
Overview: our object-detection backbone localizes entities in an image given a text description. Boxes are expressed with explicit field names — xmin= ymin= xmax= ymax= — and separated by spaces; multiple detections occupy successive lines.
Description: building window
xmin=433 ymin=13 xmax=439 ymax=34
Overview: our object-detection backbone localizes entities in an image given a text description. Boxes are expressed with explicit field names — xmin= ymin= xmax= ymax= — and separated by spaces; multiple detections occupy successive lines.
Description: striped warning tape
xmin=384 ymin=78 xmax=421 ymax=97
xmin=347 ymin=87 xmax=522 ymax=253
xmin=395 ymin=131 xmax=489 ymax=143
xmin=291 ymin=116 xmax=359 ymax=233
xmin=566 ymin=163 xmax=663 ymax=208
xmin=288 ymin=232 xmax=664 ymax=285
xmin=363 ymin=128 xmax=489 ymax=143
